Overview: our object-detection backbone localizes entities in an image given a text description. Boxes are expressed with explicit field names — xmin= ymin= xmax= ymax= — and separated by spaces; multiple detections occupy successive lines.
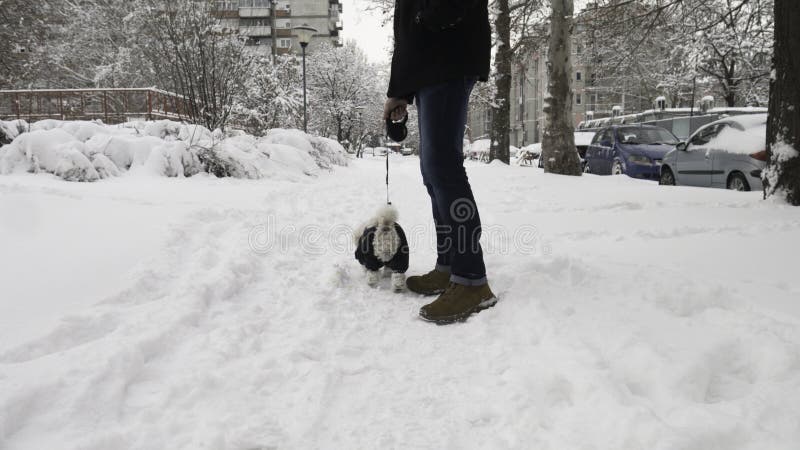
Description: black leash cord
xmin=385 ymin=149 xmax=391 ymax=205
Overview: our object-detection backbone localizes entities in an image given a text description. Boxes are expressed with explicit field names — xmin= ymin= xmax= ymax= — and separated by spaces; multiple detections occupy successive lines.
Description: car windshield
xmin=616 ymin=127 xmax=680 ymax=145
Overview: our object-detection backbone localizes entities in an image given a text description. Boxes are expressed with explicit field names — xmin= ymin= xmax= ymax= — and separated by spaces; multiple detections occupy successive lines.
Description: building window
xmin=241 ymin=18 xmax=270 ymax=26
xmin=284 ymin=21 xmax=291 ymax=28
xmin=576 ymin=71 xmax=582 ymax=81
xmin=576 ymin=94 xmax=582 ymax=105
xmin=278 ymin=38 xmax=292 ymax=48
xmin=215 ymin=1 xmax=237 ymax=10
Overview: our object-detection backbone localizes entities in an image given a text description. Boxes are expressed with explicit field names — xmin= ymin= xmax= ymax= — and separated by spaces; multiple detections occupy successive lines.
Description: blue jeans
xmin=416 ymin=77 xmax=486 ymax=286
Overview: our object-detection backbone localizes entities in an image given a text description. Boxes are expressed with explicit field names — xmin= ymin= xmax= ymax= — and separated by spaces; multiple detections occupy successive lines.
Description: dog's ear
xmin=352 ymin=223 xmax=367 ymax=246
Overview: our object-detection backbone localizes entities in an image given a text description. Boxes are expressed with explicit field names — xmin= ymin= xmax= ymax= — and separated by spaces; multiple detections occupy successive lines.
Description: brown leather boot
xmin=405 ymin=269 xmax=450 ymax=296
xmin=419 ymin=282 xmax=497 ymax=324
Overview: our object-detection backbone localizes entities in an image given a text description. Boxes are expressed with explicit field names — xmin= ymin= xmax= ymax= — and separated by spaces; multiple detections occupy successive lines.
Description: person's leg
xmin=417 ymin=94 xmax=453 ymax=274
xmin=416 ymin=77 xmax=486 ymax=285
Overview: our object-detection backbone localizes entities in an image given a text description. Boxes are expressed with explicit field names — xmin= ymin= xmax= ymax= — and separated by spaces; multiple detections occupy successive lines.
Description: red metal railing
xmin=0 ymin=88 xmax=191 ymax=124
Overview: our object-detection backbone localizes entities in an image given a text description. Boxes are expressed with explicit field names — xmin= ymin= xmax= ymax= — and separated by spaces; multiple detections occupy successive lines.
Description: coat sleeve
xmin=355 ymin=229 xmax=383 ymax=271
xmin=387 ymin=224 xmax=410 ymax=273
xmin=416 ymin=0 xmax=481 ymax=32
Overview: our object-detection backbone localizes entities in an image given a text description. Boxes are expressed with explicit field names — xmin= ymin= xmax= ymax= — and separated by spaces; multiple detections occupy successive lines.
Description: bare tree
xmin=589 ymin=0 xmax=772 ymax=108
xmin=764 ymin=0 xmax=800 ymax=204
xmin=0 ymin=0 xmax=49 ymax=89
xmin=232 ymin=55 xmax=304 ymax=134
xmin=541 ymin=0 xmax=582 ymax=175
xmin=307 ymin=41 xmax=384 ymax=143
xmin=489 ymin=0 xmax=513 ymax=163
xmin=129 ymin=0 xmax=252 ymax=130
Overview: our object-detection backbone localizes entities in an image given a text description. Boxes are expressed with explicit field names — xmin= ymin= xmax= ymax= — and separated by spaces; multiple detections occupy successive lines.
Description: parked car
xmin=401 ymin=147 xmax=415 ymax=156
xmin=373 ymin=147 xmax=389 ymax=156
xmin=659 ymin=114 xmax=767 ymax=191
xmin=536 ymin=131 xmax=594 ymax=168
xmin=584 ymin=125 xmax=679 ymax=179
xmin=574 ymin=131 xmax=596 ymax=170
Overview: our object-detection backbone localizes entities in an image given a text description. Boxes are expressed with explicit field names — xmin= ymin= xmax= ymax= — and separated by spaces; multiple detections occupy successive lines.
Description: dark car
xmin=584 ymin=125 xmax=680 ymax=179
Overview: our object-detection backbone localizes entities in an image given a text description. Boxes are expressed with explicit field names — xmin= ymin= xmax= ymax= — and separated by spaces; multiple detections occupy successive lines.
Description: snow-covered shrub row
xmin=0 ymin=119 xmax=29 ymax=147
xmin=0 ymin=119 xmax=347 ymax=182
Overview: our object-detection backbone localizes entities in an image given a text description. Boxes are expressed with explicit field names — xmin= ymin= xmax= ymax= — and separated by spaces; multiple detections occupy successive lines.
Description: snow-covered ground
xmin=1 ymin=154 xmax=800 ymax=449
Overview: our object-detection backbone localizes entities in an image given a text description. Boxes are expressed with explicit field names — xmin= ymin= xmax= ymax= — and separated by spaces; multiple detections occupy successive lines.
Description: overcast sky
xmin=340 ymin=0 xmax=392 ymax=64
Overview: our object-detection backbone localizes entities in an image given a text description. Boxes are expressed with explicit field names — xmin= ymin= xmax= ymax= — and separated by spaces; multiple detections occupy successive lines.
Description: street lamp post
xmin=293 ymin=24 xmax=317 ymax=133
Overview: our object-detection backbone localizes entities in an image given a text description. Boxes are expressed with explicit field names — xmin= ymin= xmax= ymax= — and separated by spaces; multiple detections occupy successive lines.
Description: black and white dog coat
xmin=354 ymin=205 xmax=409 ymax=289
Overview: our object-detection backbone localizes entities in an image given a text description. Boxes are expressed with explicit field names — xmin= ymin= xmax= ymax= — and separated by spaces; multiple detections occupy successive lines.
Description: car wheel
xmin=659 ymin=166 xmax=676 ymax=185
xmin=612 ymin=160 xmax=624 ymax=175
xmin=727 ymin=172 xmax=751 ymax=191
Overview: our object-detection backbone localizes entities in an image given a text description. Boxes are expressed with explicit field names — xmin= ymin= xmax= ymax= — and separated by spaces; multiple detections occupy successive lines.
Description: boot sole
xmin=418 ymin=296 xmax=498 ymax=325
xmin=407 ymin=287 xmax=446 ymax=296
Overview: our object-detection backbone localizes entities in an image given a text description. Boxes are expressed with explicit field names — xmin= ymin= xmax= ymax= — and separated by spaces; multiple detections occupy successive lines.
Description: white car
xmin=659 ymin=114 xmax=767 ymax=191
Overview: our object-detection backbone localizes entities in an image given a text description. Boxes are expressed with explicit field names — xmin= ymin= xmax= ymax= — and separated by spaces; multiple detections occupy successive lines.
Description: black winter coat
xmin=387 ymin=0 xmax=491 ymax=102
xmin=354 ymin=224 xmax=410 ymax=273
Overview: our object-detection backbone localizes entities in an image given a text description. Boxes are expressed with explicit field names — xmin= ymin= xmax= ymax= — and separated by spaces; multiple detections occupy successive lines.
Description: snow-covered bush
xmin=308 ymin=135 xmax=349 ymax=169
xmin=263 ymin=129 xmax=348 ymax=170
xmin=142 ymin=120 xmax=183 ymax=140
xmin=0 ymin=129 xmax=100 ymax=181
xmin=0 ymin=120 xmax=28 ymax=146
xmin=0 ymin=119 xmax=347 ymax=182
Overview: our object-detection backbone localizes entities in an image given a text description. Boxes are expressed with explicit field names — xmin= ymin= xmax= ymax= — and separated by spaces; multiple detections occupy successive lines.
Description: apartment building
xmin=214 ymin=0 xmax=343 ymax=55
xmin=468 ymin=22 xmax=614 ymax=147
xmin=468 ymin=2 xmax=662 ymax=148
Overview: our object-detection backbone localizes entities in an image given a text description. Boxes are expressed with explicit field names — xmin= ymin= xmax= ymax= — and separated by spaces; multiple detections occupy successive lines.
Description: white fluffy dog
xmin=354 ymin=205 xmax=409 ymax=291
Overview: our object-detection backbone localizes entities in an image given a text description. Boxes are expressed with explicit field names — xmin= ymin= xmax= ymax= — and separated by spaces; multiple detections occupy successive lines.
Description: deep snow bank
xmin=0 ymin=120 xmax=347 ymax=181
xmin=1 ymin=157 xmax=799 ymax=449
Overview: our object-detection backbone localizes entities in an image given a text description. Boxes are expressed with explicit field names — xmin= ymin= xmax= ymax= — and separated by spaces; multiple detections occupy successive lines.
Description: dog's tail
xmin=353 ymin=204 xmax=399 ymax=245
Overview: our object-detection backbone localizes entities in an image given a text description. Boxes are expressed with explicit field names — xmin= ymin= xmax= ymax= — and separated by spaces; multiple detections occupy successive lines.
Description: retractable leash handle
xmin=385 ymin=114 xmax=408 ymax=143
xmin=384 ymin=114 xmax=409 ymax=206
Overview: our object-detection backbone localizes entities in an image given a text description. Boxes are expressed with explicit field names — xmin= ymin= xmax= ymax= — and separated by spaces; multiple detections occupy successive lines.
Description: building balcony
xmin=275 ymin=28 xmax=292 ymax=37
xmin=239 ymin=7 xmax=270 ymax=17
xmin=240 ymin=25 xmax=272 ymax=36
xmin=211 ymin=10 xmax=240 ymax=18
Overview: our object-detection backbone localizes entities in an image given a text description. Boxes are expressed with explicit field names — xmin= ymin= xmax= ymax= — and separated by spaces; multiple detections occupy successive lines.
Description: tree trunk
xmin=489 ymin=0 xmax=511 ymax=164
xmin=542 ymin=0 xmax=581 ymax=176
xmin=764 ymin=0 xmax=800 ymax=204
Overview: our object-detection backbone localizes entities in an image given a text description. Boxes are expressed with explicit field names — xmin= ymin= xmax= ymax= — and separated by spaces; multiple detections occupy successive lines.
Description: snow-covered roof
xmin=726 ymin=113 xmax=768 ymax=129
xmin=707 ymin=122 xmax=766 ymax=154
xmin=574 ymin=131 xmax=596 ymax=146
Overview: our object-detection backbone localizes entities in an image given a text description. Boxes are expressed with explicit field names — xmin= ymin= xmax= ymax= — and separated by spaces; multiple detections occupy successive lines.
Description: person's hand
xmin=383 ymin=98 xmax=408 ymax=121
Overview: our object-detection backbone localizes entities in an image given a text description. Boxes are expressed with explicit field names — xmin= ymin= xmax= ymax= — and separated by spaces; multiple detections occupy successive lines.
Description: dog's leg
xmin=391 ymin=272 xmax=406 ymax=292
xmin=366 ymin=270 xmax=381 ymax=287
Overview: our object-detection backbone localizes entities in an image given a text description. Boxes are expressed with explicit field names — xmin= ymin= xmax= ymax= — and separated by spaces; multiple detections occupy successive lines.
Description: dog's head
xmin=375 ymin=204 xmax=398 ymax=232
xmin=355 ymin=204 xmax=400 ymax=245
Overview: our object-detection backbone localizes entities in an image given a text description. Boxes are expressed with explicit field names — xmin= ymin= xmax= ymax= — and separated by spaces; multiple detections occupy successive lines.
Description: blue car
xmin=584 ymin=125 xmax=680 ymax=179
